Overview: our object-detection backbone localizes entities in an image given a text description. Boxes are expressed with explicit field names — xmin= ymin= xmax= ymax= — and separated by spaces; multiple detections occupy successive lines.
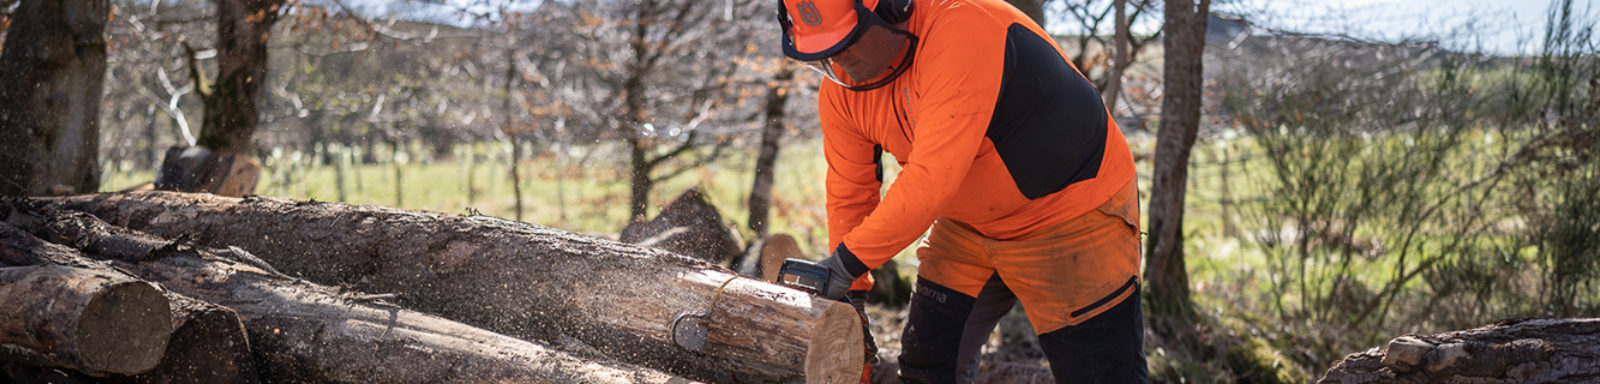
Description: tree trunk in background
xmin=0 ymin=0 xmax=108 ymax=196
xmin=195 ymin=0 xmax=282 ymax=154
xmin=629 ymin=135 xmax=653 ymax=219
xmin=1005 ymin=0 xmax=1047 ymax=27
xmin=1102 ymin=0 xmax=1131 ymax=115
xmin=747 ymin=69 xmax=794 ymax=237
xmin=624 ymin=1 xmax=654 ymax=220
xmin=1145 ymin=0 xmax=1208 ymax=336
xmin=501 ymin=49 xmax=524 ymax=222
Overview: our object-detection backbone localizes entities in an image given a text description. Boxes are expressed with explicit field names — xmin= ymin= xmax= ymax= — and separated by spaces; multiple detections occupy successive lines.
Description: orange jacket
xmin=821 ymin=0 xmax=1137 ymax=290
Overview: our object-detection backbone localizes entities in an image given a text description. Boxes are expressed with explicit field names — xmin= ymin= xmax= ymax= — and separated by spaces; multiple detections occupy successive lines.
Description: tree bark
xmin=1102 ymin=0 xmax=1131 ymax=115
xmin=195 ymin=0 xmax=282 ymax=154
xmin=46 ymin=191 xmax=866 ymax=383
xmin=1319 ymin=319 xmax=1600 ymax=383
xmin=0 ymin=265 xmax=171 ymax=376
xmin=0 ymin=0 xmax=108 ymax=196
xmin=2 ymin=205 xmax=702 ymax=384
xmin=126 ymin=294 xmax=257 ymax=384
xmin=748 ymin=69 xmax=794 ymax=238
xmin=1144 ymin=0 xmax=1209 ymax=333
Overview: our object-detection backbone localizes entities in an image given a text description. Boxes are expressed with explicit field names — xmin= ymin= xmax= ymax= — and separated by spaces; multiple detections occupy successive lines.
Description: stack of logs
xmin=0 ymin=192 xmax=863 ymax=384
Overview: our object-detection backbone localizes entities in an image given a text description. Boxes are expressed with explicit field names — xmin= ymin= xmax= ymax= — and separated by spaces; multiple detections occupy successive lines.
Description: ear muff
xmin=873 ymin=0 xmax=912 ymax=25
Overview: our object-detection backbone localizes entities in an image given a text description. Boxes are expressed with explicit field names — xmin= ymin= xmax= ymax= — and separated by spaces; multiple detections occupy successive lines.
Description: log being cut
xmin=0 ymin=207 xmax=700 ymax=384
xmin=46 ymin=191 xmax=863 ymax=383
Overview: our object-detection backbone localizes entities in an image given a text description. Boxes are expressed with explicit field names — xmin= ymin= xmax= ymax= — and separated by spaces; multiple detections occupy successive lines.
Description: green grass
xmin=104 ymin=141 xmax=840 ymax=256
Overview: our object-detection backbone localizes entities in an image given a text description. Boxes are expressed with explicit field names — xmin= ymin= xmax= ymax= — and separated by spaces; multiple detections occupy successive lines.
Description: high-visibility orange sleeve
xmin=823 ymin=5 xmax=1007 ymax=279
xmin=822 ymin=93 xmax=881 ymax=260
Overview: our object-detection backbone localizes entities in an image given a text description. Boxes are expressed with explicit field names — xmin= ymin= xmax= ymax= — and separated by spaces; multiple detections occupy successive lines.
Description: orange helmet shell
xmin=781 ymin=0 xmax=880 ymax=60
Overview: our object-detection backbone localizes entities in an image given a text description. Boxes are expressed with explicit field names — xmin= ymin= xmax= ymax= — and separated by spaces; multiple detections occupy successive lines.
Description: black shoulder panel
xmin=987 ymin=23 xmax=1108 ymax=199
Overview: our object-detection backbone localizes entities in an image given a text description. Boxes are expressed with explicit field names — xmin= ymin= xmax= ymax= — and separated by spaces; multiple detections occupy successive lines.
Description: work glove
xmin=847 ymin=291 xmax=881 ymax=367
xmin=816 ymin=254 xmax=865 ymax=301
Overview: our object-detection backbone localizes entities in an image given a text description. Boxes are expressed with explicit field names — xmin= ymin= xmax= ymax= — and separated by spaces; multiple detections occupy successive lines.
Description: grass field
xmin=100 ymin=135 xmax=1275 ymax=289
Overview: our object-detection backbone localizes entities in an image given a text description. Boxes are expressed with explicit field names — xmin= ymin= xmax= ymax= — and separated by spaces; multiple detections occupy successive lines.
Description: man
xmin=775 ymin=0 xmax=1147 ymax=382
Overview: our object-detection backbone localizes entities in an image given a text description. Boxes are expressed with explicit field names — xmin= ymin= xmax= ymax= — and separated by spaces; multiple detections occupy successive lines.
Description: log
xmin=620 ymin=188 xmax=745 ymax=267
xmin=1 ymin=204 xmax=256 ymax=383
xmin=1 ymin=208 xmax=701 ymax=384
xmin=1319 ymin=318 xmax=1600 ymax=384
xmin=124 ymin=294 xmax=256 ymax=384
xmin=2 ymin=362 xmax=109 ymax=384
xmin=153 ymin=146 xmax=261 ymax=197
xmin=0 ymin=265 xmax=171 ymax=376
xmin=46 ymin=191 xmax=865 ymax=383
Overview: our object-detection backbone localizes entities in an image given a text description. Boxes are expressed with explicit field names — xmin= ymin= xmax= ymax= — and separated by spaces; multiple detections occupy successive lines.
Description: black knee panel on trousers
xmin=899 ymin=278 xmax=1148 ymax=384
xmin=898 ymin=275 xmax=1015 ymax=384
xmin=1036 ymin=285 xmax=1148 ymax=383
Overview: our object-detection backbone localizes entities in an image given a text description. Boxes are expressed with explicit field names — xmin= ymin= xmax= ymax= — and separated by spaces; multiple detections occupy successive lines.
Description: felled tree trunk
xmin=1319 ymin=318 xmax=1600 ymax=384
xmin=126 ymin=295 xmax=256 ymax=384
xmin=0 ymin=221 xmax=250 ymax=383
xmin=1 ymin=207 xmax=700 ymax=384
xmin=48 ymin=191 xmax=865 ymax=383
xmin=0 ymin=265 xmax=171 ymax=376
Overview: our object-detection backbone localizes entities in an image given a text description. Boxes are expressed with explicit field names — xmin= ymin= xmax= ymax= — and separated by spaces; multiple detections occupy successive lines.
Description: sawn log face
xmin=0 ymin=264 xmax=171 ymax=376
xmin=47 ymin=191 xmax=863 ymax=383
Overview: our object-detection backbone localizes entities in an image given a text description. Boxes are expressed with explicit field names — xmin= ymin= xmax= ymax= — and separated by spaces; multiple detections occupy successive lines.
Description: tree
xmin=1144 ymin=0 xmax=1208 ymax=335
xmin=195 ymin=0 xmax=285 ymax=153
xmin=0 ymin=0 xmax=110 ymax=196
xmin=552 ymin=0 xmax=763 ymax=219
xmin=148 ymin=0 xmax=286 ymax=196
xmin=747 ymin=67 xmax=796 ymax=237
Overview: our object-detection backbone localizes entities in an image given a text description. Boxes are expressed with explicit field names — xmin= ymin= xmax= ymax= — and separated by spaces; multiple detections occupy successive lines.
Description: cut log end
xmin=805 ymin=299 xmax=866 ymax=384
xmin=78 ymin=280 xmax=172 ymax=374
xmin=0 ymin=265 xmax=172 ymax=375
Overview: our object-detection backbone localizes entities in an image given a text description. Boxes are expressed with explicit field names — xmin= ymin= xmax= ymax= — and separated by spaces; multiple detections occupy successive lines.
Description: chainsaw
xmin=775 ymin=258 xmax=832 ymax=295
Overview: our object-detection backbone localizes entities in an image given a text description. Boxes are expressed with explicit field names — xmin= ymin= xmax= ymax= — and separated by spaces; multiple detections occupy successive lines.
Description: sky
xmin=1196 ymin=0 xmax=1585 ymax=55
xmin=1040 ymin=0 xmax=1588 ymax=55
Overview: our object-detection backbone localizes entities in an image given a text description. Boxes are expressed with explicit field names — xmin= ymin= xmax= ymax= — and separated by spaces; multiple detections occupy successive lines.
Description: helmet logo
xmin=797 ymin=1 xmax=823 ymax=26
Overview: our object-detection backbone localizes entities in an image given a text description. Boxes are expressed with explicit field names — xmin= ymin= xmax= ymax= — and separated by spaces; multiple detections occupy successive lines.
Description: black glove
xmin=816 ymin=254 xmax=863 ymax=301
xmin=847 ymin=291 xmax=881 ymax=366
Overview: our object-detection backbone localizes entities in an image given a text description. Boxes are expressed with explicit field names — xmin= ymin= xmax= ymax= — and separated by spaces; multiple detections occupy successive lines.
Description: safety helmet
xmin=778 ymin=0 xmax=916 ymax=91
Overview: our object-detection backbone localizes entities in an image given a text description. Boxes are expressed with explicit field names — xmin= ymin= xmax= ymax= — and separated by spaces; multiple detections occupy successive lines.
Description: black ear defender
xmin=874 ymin=0 xmax=913 ymax=24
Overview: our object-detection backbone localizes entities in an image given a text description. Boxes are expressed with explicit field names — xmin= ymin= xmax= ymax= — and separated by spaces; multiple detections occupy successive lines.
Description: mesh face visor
xmin=779 ymin=0 xmax=917 ymax=91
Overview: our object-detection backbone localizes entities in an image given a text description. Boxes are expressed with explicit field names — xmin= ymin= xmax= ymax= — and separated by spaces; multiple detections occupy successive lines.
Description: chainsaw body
xmin=776 ymin=258 xmax=831 ymax=296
